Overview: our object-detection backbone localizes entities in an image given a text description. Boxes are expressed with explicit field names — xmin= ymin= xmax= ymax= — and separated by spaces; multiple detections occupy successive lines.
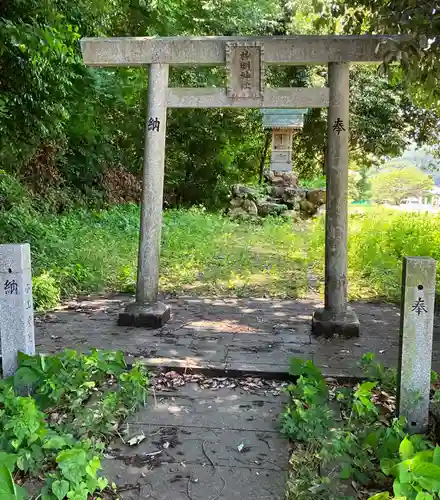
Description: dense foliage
xmin=0 ymin=201 xmax=307 ymax=309
xmin=282 ymin=355 xmax=440 ymax=500
xmin=316 ymin=0 xmax=440 ymax=109
xmin=308 ymin=207 xmax=440 ymax=302
xmin=0 ymin=0 xmax=438 ymax=210
xmin=0 ymin=0 xmax=277 ymax=210
xmin=0 ymin=349 xmax=149 ymax=499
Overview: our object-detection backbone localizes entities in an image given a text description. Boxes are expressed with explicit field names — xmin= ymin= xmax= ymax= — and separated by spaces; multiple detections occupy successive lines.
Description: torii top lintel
xmin=80 ymin=35 xmax=405 ymax=67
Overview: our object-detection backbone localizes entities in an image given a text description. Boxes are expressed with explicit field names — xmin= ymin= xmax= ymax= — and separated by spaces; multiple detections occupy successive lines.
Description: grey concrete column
xmin=312 ymin=62 xmax=359 ymax=338
xmin=118 ymin=64 xmax=171 ymax=328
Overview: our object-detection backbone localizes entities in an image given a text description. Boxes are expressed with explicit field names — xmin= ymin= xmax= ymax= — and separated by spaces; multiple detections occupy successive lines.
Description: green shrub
xmin=282 ymin=357 xmax=439 ymax=500
xmin=0 ymin=204 xmax=438 ymax=312
xmin=0 ymin=173 xmax=32 ymax=211
xmin=32 ymin=272 xmax=60 ymax=312
xmin=0 ymin=349 xmax=149 ymax=498
xmin=370 ymin=439 xmax=440 ymax=499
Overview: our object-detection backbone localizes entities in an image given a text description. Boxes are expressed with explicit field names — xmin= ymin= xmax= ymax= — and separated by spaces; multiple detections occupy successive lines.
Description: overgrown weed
xmin=1 ymin=204 xmax=439 ymax=310
xmin=0 ymin=349 xmax=149 ymax=499
xmin=282 ymin=355 xmax=440 ymax=500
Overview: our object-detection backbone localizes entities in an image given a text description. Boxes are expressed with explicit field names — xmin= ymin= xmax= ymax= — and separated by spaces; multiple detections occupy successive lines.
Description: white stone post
xmin=118 ymin=63 xmax=171 ymax=328
xmin=397 ymin=257 xmax=436 ymax=434
xmin=0 ymin=244 xmax=35 ymax=377
xmin=312 ymin=62 xmax=359 ymax=337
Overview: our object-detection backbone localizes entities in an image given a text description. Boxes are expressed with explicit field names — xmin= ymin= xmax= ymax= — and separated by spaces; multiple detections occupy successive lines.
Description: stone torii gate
xmin=81 ymin=35 xmax=396 ymax=337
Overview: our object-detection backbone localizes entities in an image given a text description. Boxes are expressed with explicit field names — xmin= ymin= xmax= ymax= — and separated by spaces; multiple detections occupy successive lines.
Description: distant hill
xmin=380 ymin=146 xmax=440 ymax=186
xmin=401 ymin=147 xmax=440 ymax=185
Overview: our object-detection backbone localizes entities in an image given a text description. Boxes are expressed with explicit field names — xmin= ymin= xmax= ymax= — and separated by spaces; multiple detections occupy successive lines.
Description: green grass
xmin=160 ymin=208 xmax=308 ymax=297
xmin=307 ymin=206 xmax=440 ymax=302
xmin=1 ymin=204 xmax=439 ymax=310
xmin=0 ymin=205 xmax=307 ymax=309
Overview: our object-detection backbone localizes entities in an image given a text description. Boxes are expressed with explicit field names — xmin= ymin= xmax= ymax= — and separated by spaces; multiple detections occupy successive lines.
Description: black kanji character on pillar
xmin=412 ymin=297 xmax=428 ymax=316
xmin=4 ymin=279 xmax=18 ymax=295
xmin=148 ymin=117 xmax=160 ymax=132
xmin=332 ymin=117 xmax=345 ymax=135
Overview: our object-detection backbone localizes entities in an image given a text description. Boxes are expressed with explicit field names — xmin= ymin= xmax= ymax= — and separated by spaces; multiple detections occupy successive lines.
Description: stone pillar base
xmin=312 ymin=307 xmax=359 ymax=338
xmin=118 ymin=301 xmax=171 ymax=328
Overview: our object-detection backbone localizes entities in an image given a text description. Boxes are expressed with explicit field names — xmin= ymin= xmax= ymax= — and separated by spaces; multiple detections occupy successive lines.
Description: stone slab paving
xmin=104 ymin=462 xmax=286 ymax=500
xmin=35 ymin=293 xmax=440 ymax=376
xmin=126 ymin=389 xmax=281 ymax=431
xmin=32 ymin=294 xmax=440 ymax=498
xmin=103 ymin=381 xmax=288 ymax=499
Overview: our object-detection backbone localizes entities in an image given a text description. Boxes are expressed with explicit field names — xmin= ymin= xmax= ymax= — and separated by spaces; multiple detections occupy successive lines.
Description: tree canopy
xmin=315 ymin=0 xmax=440 ymax=108
xmin=0 ymin=0 xmax=439 ymax=210
xmin=370 ymin=166 xmax=434 ymax=205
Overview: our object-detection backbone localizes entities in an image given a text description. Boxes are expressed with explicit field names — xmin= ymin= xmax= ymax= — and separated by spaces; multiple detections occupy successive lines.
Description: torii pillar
xmin=312 ymin=62 xmax=359 ymax=337
xmin=118 ymin=63 xmax=171 ymax=328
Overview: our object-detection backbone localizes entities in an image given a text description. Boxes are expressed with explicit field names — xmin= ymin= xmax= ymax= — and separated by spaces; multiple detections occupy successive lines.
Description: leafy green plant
xmin=41 ymin=442 xmax=108 ymax=500
xmin=351 ymin=381 xmax=379 ymax=420
xmin=0 ymin=465 xmax=26 ymax=499
xmin=0 ymin=173 xmax=32 ymax=212
xmin=32 ymin=272 xmax=60 ymax=312
xmin=359 ymin=353 xmax=397 ymax=393
xmin=281 ymin=356 xmax=438 ymax=499
xmin=281 ymin=359 xmax=334 ymax=442
xmin=0 ymin=349 xmax=149 ymax=498
xmin=370 ymin=438 xmax=440 ymax=500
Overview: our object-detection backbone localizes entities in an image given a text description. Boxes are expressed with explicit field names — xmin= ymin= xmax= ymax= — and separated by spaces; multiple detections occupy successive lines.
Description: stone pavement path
xmin=103 ymin=375 xmax=288 ymax=500
xmin=33 ymin=293 xmax=440 ymax=498
xmin=35 ymin=294 xmax=440 ymax=377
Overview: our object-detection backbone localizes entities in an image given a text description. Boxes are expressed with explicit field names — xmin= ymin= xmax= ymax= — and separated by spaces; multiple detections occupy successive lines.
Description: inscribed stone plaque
xmin=226 ymin=42 xmax=264 ymax=99
xmin=272 ymin=151 xmax=291 ymax=163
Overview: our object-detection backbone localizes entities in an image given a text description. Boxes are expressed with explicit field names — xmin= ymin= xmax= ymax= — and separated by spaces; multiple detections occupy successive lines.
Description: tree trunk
xmin=259 ymin=132 xmax=271 ymax=184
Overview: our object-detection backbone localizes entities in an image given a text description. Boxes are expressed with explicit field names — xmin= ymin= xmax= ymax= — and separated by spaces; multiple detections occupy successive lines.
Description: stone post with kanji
xmin=397 ymin=256 xmax=436 ymax=434
xmin=0 ymin=243 xmax=35 ymax=377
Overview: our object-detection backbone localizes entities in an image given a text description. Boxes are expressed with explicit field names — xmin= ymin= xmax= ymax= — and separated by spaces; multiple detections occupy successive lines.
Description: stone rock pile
xmin=229 ymin=171 xmax=326 ymax=219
